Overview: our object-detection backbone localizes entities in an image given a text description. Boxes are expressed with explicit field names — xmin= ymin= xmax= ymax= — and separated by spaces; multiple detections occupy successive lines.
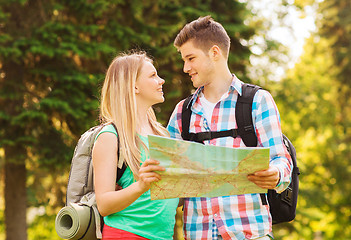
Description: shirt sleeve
xmin=253 ymin=89 xmax=293 ymax=193
xmin=167 ymin=100 xmax=185 ymax=140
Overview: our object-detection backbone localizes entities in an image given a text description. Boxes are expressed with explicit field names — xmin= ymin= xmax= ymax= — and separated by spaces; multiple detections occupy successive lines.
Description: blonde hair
xmin=174 ymin=16 xmax=230 ymax=58
xmin=100 ymin=51 xmax=168 ymax=179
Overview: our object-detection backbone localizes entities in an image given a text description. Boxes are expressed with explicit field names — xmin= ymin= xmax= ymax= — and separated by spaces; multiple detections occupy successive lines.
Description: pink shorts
xmin=102 ymin=224 xmax=149 ymax=240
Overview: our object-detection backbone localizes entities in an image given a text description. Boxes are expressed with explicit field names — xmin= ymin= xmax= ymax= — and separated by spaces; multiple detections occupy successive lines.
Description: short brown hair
xmin=174 ymin=16 xmax=230 ymax=58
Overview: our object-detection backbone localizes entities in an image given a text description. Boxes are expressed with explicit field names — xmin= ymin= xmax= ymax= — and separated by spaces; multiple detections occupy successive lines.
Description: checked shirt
xmin=167 ymin=76 xmax=292 ymax=240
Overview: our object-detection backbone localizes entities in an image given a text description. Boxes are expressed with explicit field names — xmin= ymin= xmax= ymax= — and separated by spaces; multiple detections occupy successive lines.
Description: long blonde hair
xmin=100 ymin=52 xmax=168 ymax=179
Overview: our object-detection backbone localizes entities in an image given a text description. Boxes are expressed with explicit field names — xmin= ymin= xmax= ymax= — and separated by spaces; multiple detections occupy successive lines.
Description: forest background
xmin=0 ymin=0 xmax=350 ymax=239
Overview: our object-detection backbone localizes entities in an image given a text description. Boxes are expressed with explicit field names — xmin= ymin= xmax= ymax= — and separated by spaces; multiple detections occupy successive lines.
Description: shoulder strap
xmin=181 ymin=95 xmax=194 ymax=141
xmin=110 ymin=122 xmax=127 ymax=182
xmin=235 ymin=83 xmax=261 ymax=147
xmin=181 ymin=94 xmax=239 ymax=143
xmin=182 ymin=84 xmax=261 ymax=146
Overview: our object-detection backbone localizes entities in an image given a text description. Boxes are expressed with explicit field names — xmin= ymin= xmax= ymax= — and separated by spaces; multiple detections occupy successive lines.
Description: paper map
xmin=148 ymin=135 xmax=269 ymax=200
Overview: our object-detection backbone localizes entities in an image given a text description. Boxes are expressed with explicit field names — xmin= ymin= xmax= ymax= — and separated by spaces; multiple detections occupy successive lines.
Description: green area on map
xmin=148 ymin=135 xmax=269 ymax=200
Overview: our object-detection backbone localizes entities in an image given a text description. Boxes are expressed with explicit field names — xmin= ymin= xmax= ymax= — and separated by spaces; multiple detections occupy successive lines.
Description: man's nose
xmin=183 ymin=62 xmax=190 ymax=73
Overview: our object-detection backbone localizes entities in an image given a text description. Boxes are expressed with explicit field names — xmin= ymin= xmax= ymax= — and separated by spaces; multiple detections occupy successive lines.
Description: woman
xmin=92 ymin=52 xmax=179 ymax=240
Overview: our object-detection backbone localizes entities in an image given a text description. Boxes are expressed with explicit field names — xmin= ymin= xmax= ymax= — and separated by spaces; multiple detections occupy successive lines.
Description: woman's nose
xmin=159 ymin=77 xmax=165 ymax=85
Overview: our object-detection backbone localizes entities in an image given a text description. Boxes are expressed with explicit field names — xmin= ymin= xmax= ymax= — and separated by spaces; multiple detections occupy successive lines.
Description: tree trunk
xmin=4 ymin=146 xmax=27 ymax=240
xmin=1 ymin=35 xmax=28 ymax=238
xmin=4 ymin=162 xmax=27 ymax=240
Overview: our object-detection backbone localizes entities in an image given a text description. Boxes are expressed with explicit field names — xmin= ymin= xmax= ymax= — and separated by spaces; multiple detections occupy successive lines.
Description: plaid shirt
xmin=167 ymin=76 xmax=292 ymax=240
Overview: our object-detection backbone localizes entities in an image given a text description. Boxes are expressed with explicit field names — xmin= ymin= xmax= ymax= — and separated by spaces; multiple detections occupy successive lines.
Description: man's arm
xmin=248 ymin=89 xmax=293 ymax=193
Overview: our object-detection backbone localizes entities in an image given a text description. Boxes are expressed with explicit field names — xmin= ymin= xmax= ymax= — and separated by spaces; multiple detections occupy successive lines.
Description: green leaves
xmin=0 ymin=1 xmax=259 ymax=238
xmin=274 ymin=0 xmax=351 ymax=237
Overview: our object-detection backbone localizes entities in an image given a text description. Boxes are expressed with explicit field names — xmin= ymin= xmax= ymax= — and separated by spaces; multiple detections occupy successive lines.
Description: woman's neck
xmin=136 ymin=107 xmax=154 ymax=136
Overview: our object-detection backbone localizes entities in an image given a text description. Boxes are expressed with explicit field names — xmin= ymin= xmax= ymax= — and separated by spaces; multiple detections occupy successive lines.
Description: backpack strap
xmin=110 ymin=122 xmax=127 ymax=182
xmin=181 ymin=95 xmax=239 ymax=143
xmin=181 ymin=83 xmax=261 ymax=145
xmin=235 ymin=84 xmax=261 ymax=147
xmin=181 ymin=95 xmax=193 ymax=141
xmin=79 ymin=195 xmax=102 ymax=239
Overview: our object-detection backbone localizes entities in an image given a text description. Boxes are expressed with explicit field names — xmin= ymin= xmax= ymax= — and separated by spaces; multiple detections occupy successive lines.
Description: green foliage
xmin=3 ymin=0 xmax=309 ymax=239
xmin=0 ymin=0 xmax=257 ymax=238
xmin=274 ymin=0 xmax=351 ymax=238
xmin=28 ymin=213 xmax=61 ymax=240
xmin=0 ymin=210 xmax=4 ymax=240
xmin=0 ymin=0 xmax=255 ymax=162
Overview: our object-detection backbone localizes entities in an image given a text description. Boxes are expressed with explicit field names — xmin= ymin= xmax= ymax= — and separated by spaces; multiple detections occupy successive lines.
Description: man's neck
xmin=202 ymin=68 xmax=233 ymax=103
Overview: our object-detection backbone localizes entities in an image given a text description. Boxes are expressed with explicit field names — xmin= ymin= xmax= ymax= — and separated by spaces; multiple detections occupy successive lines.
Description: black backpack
xmin=181 ymin=83 xmax=300 ymax=224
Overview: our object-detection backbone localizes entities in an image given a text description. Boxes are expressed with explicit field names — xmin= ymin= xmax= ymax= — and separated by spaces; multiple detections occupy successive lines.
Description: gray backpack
xmin=55 ymin=123 xmax=125 ymax=239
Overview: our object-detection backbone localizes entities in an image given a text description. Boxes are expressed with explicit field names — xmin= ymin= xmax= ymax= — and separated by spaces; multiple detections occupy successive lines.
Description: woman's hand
xmin=136 ymin=159 xmax=165 ymax=193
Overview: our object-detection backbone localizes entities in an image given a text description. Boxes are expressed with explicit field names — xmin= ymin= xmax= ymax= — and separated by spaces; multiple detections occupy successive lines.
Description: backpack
xmin=55 ymin=123 xmax=126 ymax=239
xmin=181 ymin=83 xmax=300 ymax=225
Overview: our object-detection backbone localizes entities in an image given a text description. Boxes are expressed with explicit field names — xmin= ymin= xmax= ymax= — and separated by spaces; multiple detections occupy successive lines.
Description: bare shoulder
xmin=93 ymin=132 xmax=118 ymax=161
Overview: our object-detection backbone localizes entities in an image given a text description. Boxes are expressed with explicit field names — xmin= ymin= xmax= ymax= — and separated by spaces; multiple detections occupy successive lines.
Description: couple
xmin=92 ymin=16 xmax=293 ymax=240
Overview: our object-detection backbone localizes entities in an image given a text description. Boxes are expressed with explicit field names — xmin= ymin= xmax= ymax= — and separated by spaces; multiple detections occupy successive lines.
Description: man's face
xmin=179 ymin=40 xmax=215 ymax=88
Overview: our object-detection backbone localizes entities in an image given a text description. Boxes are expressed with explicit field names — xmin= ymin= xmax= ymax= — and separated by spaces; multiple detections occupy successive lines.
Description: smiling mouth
xmin=189 ymin=73 xmax=197 ymax=80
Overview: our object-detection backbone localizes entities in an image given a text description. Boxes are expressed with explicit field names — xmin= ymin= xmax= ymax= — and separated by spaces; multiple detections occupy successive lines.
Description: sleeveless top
xmin=95 ymin=124 xmax=179 ymax=240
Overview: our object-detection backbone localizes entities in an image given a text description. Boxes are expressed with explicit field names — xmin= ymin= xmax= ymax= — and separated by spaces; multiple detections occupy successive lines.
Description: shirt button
xmin=214 ymin=214 xmax=218 ymax=218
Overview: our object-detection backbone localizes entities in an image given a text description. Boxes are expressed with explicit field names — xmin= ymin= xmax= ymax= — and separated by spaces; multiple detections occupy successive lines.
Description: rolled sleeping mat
xmin=55 ymin=203 xmax=97 ymax=240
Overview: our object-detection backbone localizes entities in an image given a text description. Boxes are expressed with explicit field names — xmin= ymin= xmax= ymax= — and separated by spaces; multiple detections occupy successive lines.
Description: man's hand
xmin=247 ymin=165 xmax=280 ymax=189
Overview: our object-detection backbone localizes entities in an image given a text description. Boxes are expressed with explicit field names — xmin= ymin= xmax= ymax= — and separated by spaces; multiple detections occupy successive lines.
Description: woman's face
xmin=135 ymin=60 xmax=165 ymax=106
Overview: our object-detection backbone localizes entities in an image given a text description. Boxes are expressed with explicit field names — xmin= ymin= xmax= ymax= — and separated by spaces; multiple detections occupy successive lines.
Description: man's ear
xmin=209 ymin=45 xmax=222 ymax=60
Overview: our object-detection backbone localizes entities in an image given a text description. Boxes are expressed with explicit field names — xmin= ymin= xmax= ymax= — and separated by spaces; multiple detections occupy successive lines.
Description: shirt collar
xmin=231 ymin=74 xmax=244 ymax=96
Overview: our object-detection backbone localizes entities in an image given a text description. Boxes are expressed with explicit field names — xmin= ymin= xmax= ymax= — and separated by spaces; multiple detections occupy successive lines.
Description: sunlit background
xmin=0 ymin=0 xmax=350 ymax=239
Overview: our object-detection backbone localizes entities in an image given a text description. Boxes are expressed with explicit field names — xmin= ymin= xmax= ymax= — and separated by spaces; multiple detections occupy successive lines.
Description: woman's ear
xmin=135 ymin=85 xmax=140 ymax=94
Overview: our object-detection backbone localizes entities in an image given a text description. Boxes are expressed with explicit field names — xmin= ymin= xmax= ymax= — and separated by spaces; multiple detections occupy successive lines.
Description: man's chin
xmin=191 ymin=79 xmax=200 ymax=88
xmin=192 ymin=82 xmax=203 ymax=88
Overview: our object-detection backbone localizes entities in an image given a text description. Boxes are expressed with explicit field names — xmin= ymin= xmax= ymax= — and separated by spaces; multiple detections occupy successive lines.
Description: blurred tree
xmin=0 ymin=0 xmax=255 ymax=239
xmin=0 ymin=1 xmax=109 ymax=239
xmin=243 ymin=0 xmax=292 ymax=86
xmin=275 ymin=0 xmax=351 ymax=238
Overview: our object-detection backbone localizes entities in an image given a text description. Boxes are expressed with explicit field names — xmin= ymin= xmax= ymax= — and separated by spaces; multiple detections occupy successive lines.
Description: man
xmin=167 ymin=16 xmax=292 ymax=240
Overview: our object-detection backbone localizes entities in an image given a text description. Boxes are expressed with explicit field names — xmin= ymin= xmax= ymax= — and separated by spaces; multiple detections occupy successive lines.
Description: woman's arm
xmin=92 ymin=132 xmax=164 ymax=217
